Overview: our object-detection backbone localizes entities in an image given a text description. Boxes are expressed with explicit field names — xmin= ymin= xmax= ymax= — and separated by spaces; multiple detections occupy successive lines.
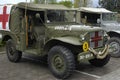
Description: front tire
xmin=48 ymin=46 xmax=75 ymax=79
xmin=106 ymin=37 xmax=120 ymax=57
xmin=89 ymin=54 xmax=110 ymax=67
xmin=6 ymin=39 xmax=22 ymax=62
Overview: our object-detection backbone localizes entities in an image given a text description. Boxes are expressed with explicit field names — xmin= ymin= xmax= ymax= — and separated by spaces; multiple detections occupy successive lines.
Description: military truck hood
xmin=54 ymin=25 xmax=103 ymax=32
xmin=69 ymin=25 xmax=103 ymax=31
xmin=102 ymin=23 xmax=120 ymax=32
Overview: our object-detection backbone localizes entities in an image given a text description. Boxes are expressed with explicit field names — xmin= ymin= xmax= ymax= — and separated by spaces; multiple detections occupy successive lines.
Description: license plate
xmin=79 ymin=53 xmax=94 ymax=60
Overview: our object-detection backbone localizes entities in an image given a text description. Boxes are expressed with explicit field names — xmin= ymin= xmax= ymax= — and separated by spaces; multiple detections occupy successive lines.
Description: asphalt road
xmin=0 ymin=48 xmax=120 ymax=80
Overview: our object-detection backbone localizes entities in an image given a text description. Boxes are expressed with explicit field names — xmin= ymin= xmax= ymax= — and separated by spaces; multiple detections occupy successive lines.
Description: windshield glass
xmin=102 ymin=13 xmax=117 ymax=21
xmin=46 ymin=10 xmax=76 ymax=23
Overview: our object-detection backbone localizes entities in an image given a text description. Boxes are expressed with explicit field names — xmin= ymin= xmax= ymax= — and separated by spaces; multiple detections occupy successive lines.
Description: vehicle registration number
xmin=79 ymin=53 xmax=94 ymax=60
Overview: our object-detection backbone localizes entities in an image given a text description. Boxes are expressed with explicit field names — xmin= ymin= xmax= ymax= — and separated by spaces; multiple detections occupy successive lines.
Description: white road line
xmin=75 ymin=70 xmax=101 ymax=79
xmin=0 ymin=51 xmax=5 ymax=54
xmin=38 ymin=74 xmax=50 ymax=79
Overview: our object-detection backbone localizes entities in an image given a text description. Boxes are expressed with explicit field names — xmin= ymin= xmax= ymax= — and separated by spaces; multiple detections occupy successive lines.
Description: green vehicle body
xmin=0 ymin=2 xmax=110 ymax=79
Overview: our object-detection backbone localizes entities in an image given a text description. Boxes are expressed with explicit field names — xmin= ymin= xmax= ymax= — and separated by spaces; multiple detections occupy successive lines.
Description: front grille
xmin=89 ymin=31 xmax=103 ymax=48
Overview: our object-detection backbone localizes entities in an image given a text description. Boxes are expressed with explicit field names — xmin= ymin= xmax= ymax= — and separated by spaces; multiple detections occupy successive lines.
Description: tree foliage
xmin=33 ymin=0 xmax=73 ymax=8
xmin=34 ymin=0 xmax=56 ymax=4
xmin=99 ymin=0 xmax=120 ymax=12
xmin=34 ymin=0 xmax=39 ymax=4
xmin=74 ymin=0 xmax=93 ymax=8
xmin=74 ymin=0 xmax=80 ymax=8
xmin=58 ymin=1 xmax=73 ymax=8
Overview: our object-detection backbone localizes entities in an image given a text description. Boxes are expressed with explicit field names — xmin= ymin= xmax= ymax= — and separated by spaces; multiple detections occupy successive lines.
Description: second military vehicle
xmin=78 ymin=7 xmax=120 ymax=57
xmin=0 ymin=3 xmax=110 ymax=79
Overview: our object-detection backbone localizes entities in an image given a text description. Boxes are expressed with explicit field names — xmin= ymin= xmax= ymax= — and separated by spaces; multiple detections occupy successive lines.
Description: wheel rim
xmin=52 ymin=54 xmax=65 ymax=72
xmin=8 ymin=45 xmax=15 ymax=56
xmin=109 ymin=41 xmax=120 ymax=54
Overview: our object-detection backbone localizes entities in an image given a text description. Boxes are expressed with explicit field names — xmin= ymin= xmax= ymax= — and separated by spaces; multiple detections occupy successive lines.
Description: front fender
xmin=0 ymin=30 xmax=17 ymax=44
xmin=110 ymin=30 xmax=120 ymax=34
xmin=53 ymin=37 xmax=82 ymax=45
xmin=44 ymin=37 xmax=83 ymax=55
xmin=108 ymin=30 xmax=120 ymax=37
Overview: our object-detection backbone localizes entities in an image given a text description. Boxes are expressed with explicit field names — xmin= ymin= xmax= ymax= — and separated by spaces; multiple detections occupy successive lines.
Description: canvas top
xmin=78 ymin=7 xmax=115 ymax=14
xmin=16 ymin=2 xmax=72 ymax=11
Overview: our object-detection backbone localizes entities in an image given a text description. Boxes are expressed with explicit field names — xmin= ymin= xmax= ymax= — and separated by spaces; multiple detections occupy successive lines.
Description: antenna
xmin=25 ymin=0 xmax=28 ymax=47
xmin=25 ymin=0 xmax=27 ymax=17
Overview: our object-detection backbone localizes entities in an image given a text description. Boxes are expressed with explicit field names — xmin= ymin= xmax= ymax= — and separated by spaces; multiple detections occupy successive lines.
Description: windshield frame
xmin=101 ymin=12 xmax=118 ymax=23
xmin=45 ymin=10 xmax=77 ymax=25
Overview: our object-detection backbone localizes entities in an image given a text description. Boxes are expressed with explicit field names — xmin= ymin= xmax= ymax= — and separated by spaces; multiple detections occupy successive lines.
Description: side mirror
xmin=35 ymin=13 xmax=40 ymax=19
xmin=97 ymin=18 xmax=101 ymax=24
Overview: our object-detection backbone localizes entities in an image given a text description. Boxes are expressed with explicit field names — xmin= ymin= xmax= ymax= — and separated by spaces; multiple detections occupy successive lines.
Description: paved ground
xmin=0 ymin=47 xmax=120 ymax=80
xmin=97 ymin=69 xmax=120 ymax=80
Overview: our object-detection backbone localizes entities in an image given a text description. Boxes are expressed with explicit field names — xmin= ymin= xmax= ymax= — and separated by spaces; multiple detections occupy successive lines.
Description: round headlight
xmin=80 ymin=35 xmax=85 ymax=40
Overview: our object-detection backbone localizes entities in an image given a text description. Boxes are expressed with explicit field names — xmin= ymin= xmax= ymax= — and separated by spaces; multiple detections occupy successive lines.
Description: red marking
xmin=0 ymin=6 xmax=9 ymax=29
xmin=91 ymin=31 xmax=102 ymax=48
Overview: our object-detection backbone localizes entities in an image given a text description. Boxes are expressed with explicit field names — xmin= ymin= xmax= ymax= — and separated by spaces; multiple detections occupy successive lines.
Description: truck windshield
xmin=102 ymin=13 xmax=117 ymax=21
xmin=47 ymin=10 xmax=76 ymax=23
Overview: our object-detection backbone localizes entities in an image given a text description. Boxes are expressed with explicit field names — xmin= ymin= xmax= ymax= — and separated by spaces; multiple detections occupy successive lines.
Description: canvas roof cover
xmin=79 ymin=7 xmax=113 ymax=14
xmin=16 ymin=2 xmax=71 ymax=11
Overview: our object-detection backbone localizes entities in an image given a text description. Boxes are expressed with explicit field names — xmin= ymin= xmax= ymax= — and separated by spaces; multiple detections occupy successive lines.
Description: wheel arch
xmin=44 ymin=39 xmax=83 ymax=55
xmin=107 ymin=31 xmax=120 ymax=38
xmin=1 ymin=32 xmax=18 ymax=45
xmin=2 ymin=35 xmax=12 ymax=43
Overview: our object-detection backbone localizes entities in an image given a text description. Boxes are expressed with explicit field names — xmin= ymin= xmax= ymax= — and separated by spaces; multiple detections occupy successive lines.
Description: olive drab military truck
xmin=77 ymin=7 xmax=120 ymax=57
xmin=0 ymin=3 xmax=110 ymax=79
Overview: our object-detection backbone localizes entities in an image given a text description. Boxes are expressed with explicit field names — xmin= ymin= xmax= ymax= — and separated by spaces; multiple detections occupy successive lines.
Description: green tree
xmin=34 ymin=0 xmax=43 ymax=4
xmin=58 ymin=1 xmax=73 ymax=8
xmin=34 ymin=0 xmax=56 ymax=4
xmin=50 ymin=0 xmax=57 ymax=4
xmin=74 ymin=0 xmax=80 ymax=8
xmin=99 ymin=0 xmax=120 ymax=12
xmin=74 ymin=0 xmax=89 ymax=8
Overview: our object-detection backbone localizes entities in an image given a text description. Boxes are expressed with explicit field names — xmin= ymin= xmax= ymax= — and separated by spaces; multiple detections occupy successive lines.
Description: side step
xmin=24 ymin=49 xmax=39 ymax=55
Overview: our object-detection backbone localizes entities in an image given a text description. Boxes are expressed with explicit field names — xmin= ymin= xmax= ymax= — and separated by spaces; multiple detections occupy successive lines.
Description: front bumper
xmin=77 ymin=45 xmax=109 ymax=62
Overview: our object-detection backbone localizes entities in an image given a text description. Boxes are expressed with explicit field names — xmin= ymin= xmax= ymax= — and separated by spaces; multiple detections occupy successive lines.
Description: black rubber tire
xmin=6 ymin=39 xmax=22 ymax=63
xmin=48 ymin=46 xmax=75 ymax=79
xmin=106 ymin=37 xmax=120 ymax=58
xmin=89 ymin=54 xmax=110 ymax=67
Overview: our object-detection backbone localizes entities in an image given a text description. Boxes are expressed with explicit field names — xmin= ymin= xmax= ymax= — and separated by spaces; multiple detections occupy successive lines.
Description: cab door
xmin=9 ymin=6 xmax=26 ymax=51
